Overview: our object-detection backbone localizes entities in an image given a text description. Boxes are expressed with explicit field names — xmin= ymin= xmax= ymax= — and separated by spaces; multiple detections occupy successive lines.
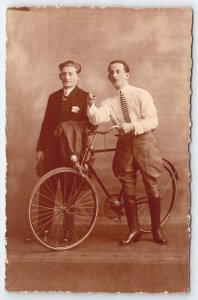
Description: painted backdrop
xmin=6 ymin=7 xmax=191 ymax=235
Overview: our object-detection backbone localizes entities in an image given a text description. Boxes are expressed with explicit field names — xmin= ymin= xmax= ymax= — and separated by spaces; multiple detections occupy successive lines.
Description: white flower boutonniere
xmin=71 ymin=106 xmax=80 ymax=113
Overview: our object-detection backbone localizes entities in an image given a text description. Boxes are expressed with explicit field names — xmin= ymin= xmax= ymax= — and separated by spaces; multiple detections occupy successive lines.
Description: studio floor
xmin=5 ymin=218 xmax=189 ymax=293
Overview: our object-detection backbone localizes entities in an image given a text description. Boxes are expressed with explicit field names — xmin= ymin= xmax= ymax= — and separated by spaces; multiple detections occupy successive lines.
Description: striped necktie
xmin=120 ymin=91 xmax=131 ymax=123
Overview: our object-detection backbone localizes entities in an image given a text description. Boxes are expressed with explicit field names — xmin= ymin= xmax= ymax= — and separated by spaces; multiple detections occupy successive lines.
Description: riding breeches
xmin=112 ymin=131 xmax=163 ymax=198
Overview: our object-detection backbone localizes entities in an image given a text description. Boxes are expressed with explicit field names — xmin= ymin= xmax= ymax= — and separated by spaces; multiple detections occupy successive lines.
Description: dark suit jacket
xmin=36 ymin=86 xmax=91 ymax=152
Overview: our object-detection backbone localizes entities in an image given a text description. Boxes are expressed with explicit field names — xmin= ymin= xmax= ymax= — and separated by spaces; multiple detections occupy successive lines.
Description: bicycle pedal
xmin=113 ymin=215 xmax=122 ymax=223
xmin=109 ymin=199 xmax=121 ymax=207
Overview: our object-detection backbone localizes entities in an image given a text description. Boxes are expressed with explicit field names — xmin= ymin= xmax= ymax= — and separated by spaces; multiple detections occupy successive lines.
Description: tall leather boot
xmin=149 ymin=197 xmax=168 ymax=245
xmin=119 ymin=195 xmax=141 ymax=246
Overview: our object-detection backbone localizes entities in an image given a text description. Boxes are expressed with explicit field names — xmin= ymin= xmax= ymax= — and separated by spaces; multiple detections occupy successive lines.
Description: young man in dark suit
xmin=34 ymin=60 xmax=92 ymax=241
xmin=36 ymin=60 xmax=91 ymax=172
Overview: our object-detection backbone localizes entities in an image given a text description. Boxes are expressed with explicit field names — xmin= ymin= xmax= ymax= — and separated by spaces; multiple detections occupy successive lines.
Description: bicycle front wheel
xmin=27 ymin=167 xmax=98 ymax=250
xmin=137 ymin=160 xmax=177 ymax=232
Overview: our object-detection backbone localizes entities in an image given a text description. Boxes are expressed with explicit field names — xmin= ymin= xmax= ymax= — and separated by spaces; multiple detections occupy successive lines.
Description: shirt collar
xmin=119 ymin=83 xmax=130 ymax=94
xmin=63 ymin=85 xmax=76 ymax=97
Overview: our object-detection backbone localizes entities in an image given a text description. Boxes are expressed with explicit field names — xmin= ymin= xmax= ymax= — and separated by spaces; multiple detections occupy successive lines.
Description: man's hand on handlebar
xmin=118 ymin=122 xmax=135 ymax=134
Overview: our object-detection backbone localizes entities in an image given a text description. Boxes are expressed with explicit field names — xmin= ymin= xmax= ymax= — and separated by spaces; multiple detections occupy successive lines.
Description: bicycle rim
xmin=27 ymin=167 xmax=98 ymax=250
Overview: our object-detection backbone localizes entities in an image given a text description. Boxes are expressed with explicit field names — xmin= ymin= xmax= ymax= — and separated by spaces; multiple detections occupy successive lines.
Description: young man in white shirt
xmin=88 ymin=60 xmax=167 ymax=246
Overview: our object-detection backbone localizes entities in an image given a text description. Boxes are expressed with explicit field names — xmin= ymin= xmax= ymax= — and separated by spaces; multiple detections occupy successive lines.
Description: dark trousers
xmin=43 ymin=146 xmax=71 ymax=173
xmin=112 ymin=131 xmax=163 ymax=198
xmin=38 ymin=146 xmax=74 ymax=235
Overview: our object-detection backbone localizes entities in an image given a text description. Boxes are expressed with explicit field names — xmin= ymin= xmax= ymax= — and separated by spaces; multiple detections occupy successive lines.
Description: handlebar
xmin=82 ymin=125 xmax=120 ymax=165
xmin=92 ymin=125 xmax=120 ymax=135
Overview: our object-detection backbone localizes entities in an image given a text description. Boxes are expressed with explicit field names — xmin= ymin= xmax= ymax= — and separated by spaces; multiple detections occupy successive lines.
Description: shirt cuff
xmin=88 ymin=103 xmax=97 ymax=113
xmin=134 ymin=122 xmax=145 ymax=135
xmin=87 ymin=104 xmax=99 ymax=125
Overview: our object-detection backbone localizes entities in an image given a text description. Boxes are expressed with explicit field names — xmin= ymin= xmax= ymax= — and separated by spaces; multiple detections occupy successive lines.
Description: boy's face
xmin=108 ymin=63 xmax=129 ymax=90
xmin=59 ymin=66 xmax=80 ymax=89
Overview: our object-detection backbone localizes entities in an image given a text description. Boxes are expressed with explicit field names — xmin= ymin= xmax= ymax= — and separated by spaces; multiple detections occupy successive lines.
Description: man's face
xmin=59 ymin=66 xmax=80 ymax=89
xmin=108 ymin=63 xmax=129 ymax=90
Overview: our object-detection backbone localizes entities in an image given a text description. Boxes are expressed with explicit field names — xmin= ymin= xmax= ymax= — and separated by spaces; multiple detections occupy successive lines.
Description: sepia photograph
xmin=5 ymin=6 xmax=191 ymax=293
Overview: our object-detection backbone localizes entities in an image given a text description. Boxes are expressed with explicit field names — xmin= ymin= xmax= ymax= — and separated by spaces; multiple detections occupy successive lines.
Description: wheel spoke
xmin=28 ymin=169 xmax=98 ymax=250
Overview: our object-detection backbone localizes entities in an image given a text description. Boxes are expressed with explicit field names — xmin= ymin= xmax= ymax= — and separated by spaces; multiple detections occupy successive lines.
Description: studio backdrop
xmin=6 ymin=7 xmax=191 ymax=236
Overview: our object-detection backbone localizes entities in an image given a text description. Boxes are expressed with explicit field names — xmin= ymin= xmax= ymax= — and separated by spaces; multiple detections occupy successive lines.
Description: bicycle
xmin=27 ymin=125 xmax=178 ymax=251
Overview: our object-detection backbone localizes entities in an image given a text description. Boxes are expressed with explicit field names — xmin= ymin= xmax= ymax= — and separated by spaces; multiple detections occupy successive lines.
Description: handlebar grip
xmin=94 ymin=125 xmax=120 ymax=135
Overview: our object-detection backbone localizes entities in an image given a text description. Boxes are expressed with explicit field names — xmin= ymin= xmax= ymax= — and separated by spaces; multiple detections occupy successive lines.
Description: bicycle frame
xmin=80 ymin=126 xmax=121 ymax=201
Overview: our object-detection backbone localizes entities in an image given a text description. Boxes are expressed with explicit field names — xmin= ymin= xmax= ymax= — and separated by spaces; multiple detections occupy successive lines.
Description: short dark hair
xmin=59 ymin=60 xmax=82 ymax=74
xmin=108 ymin=60 xmax=130 ymax=73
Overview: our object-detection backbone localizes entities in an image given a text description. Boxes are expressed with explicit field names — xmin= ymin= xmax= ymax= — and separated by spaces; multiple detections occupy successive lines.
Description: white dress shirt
xmin=63 ymin=86 xmax=76 ymax=97
xmin=88 ymin=83 xmax=158 ymax=135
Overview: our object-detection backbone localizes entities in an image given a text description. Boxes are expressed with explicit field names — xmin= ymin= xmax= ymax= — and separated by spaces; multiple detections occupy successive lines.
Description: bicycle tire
xmin=27 ymin=167 xmax=98 ymax=250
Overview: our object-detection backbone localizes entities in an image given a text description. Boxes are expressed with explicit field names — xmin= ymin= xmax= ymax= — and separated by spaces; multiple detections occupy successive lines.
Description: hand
xmin=119 ymin=122 xmax=135 ymax=134
xmin=87 ymin=93 xmax=96 ymax=107
xmin=35 ymin=151 xmax=44 ymax=161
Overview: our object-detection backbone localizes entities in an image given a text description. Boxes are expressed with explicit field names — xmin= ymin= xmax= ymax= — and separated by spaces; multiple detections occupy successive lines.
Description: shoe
xmin=62 ymin=230 xmax=73 ymax=243
xmin=149 ymin=197 xmax=168 ymax=245
xmin=152 ymin=228 xmax=168 ymax=245
xmin=119 ymin=230 xmax=141 ymax=246
xmin=119 ymin=195 xmax=141 ymax=246
xmin=42 ymin=230 xmax=49 ymax=243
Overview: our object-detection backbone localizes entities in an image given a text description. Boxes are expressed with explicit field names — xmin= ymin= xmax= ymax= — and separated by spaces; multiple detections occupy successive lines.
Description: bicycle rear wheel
xmin=136 ymin=160 xmax=177 ymax=232
xmin=27 ymin=167 xmax=98 ymax=250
